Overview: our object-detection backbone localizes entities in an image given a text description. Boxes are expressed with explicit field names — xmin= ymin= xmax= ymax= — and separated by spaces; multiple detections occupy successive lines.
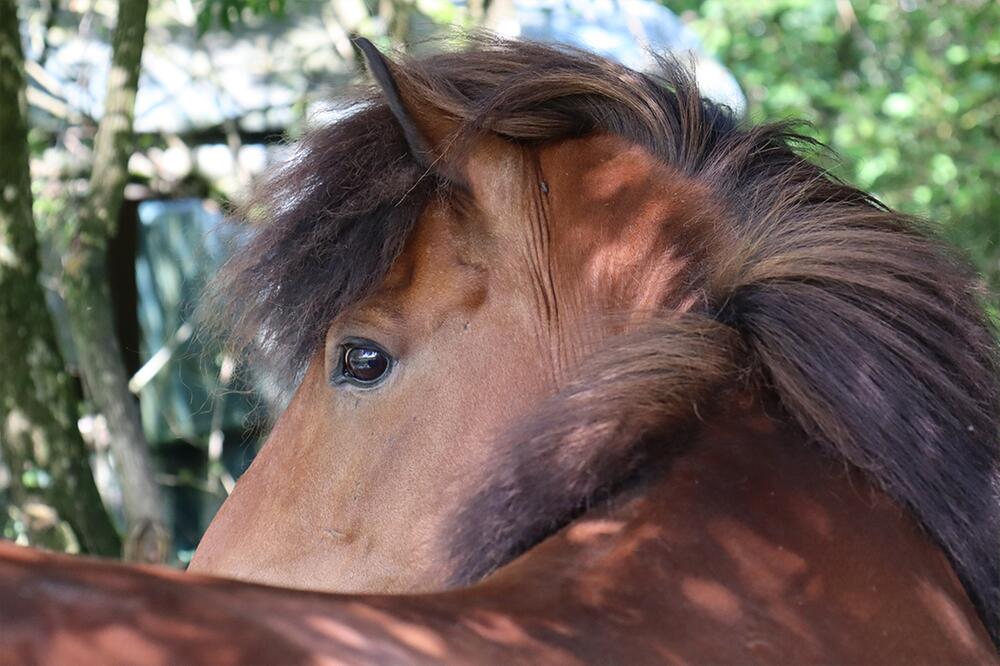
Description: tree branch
xmin=62 ymin=0 xmax=170 ymax=563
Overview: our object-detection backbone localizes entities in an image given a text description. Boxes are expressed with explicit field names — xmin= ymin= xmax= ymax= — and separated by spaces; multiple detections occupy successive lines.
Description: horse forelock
xmin=199 ymin=101 xmax=434 ymax=388
xmin=202 ymin=36 xmax=1000 ymax=642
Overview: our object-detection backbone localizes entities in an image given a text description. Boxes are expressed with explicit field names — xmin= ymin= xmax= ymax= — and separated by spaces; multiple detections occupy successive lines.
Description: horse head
xmin=188 ymin=38 xmax=999 ymax=649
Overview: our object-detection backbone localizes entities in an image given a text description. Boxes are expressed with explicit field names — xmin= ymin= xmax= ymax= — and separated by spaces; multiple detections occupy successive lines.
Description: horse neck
xmin=470 ymin=398 xmax=994 ymax=661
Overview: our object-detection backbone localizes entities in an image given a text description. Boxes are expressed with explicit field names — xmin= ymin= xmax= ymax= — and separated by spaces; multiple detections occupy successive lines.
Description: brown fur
xmin=204 ymin=36 xmax=1000 ymax=642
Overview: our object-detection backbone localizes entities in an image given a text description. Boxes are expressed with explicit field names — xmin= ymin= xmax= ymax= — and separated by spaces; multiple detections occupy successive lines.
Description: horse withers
xmin=3 ymin=37 xmax=998 ymax=663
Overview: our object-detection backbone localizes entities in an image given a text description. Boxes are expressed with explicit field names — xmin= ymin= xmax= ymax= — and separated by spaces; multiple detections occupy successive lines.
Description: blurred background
xmin=1 ymin=0 xmax=996 ymax=565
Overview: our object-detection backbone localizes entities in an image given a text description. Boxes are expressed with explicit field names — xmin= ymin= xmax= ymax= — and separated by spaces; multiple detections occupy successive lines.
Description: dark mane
xmin=204 ymin=36 xmax=1000 ymax=642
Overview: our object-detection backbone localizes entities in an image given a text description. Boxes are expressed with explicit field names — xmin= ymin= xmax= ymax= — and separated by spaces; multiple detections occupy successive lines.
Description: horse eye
xmin=338 ymin=341 xmax=392 ymax=386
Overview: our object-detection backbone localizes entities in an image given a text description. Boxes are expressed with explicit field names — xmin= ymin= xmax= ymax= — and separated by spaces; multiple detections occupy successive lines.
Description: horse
xmin=2 ymin=37 xmax=998 ymax=663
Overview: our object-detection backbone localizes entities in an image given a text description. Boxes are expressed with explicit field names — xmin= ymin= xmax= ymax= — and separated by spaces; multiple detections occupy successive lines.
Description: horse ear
xmin=353 ymin=37 xmax=457 ymax=172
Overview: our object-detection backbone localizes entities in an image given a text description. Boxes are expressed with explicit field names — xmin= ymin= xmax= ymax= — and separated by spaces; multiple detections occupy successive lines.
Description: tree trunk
xmin=0 ymin=0 xmax=121 ymax=557
xmin=62 ymin=0 xmax=169 ymax=563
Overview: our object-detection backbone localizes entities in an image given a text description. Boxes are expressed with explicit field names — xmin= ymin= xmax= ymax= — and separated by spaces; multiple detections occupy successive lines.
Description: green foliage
xmin=195 ymin=0 xmax=286 ymax=33
xmin=671 ymin=0 xmax=999 ymax=303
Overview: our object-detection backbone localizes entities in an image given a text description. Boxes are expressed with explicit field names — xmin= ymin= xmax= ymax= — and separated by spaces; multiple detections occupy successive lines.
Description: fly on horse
xmin=2 ymin=37 xmax=998 ymax=663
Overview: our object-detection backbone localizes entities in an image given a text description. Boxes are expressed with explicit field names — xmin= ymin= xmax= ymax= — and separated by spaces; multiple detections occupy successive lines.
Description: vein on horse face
xmin=522 ymin=152 xmax=565 ymax=387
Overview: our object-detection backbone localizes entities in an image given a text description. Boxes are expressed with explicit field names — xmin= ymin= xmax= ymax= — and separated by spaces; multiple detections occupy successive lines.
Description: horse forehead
xmin=366 ymin=201 xmax=489 ymax=322
xmin=377 ymin=134 xmax=718 ymax=320
xmin=538 ymin=134 xmax=672 ymax=201
xmin=464 ymin=133 xmax=669 ymax=209
xmin=536 ymin=134 xmax=720 ymax=305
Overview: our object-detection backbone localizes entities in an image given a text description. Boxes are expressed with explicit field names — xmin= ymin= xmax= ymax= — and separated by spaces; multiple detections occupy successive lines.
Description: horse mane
xmin=203 ymin=36 xmax=1000 ymax=642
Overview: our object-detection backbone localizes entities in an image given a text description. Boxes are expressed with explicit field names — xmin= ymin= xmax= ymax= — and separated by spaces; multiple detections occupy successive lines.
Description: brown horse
xmin=2 ymin=37 xmax=998 ymax=663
